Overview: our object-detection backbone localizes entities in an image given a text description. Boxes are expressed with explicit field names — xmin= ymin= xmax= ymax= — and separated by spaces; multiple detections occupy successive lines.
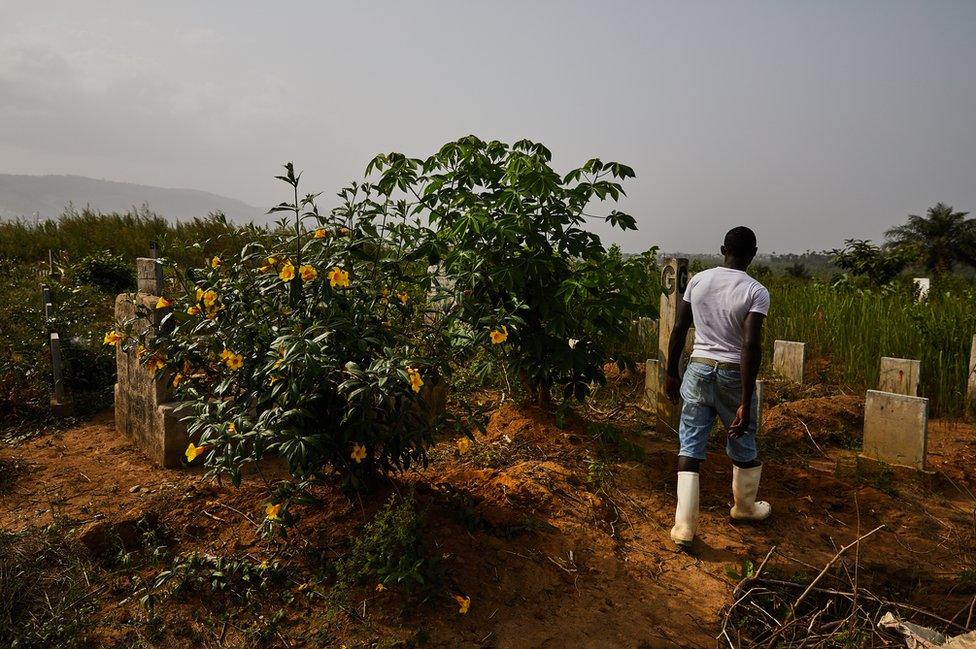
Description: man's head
xmin=721 ymin=226 xmax=758 ymax=266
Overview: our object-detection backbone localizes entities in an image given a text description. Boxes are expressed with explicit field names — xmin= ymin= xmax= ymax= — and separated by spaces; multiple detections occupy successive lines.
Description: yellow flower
xmin=146 ymin=354 xmax=166 ymax=376
xmin=185 ymin=442 xmax=208 ymax=462
xmin=205 ymin=305 xmax=222 ymax=320
xmin=186 ymin=305 xmax=201 ymax=316
xmin=211 ymin=256 xmax=222 ymax=269
xmin=452 ymin=594 xmax=471 ymax=614
xmin=279 ymin=261 xmax=296 ymax=282
xmin=172 ymin=372 xmax=183 ymax=388
xmin=339 ymin=227 xmax=351 ymax=236
xmin=327 ymin=267 xmax=350 ymax=288
xmin=225 ymin=352 xmax=244 ymax=370
xmin=227 ymin=422 xmax=236 ymax=433
xmin=380 ymin=287 xmax=390 ymax=303
xmin=155 ymin=296 xmax=172 ymax=309
xmin=135 ymin=345 xmax=147 ymax=360
xmin=396 ymin=291 xmax=409 ymax=305
xmin=258 ymin=560 xmax=269 ymax=570
xmin=314 ymin=228 xmax=329 ymax=239
xmin=195 ymin=287 xmax=204 ymax=302
xmin=490 ymin=325 xmax=509 ymax=345
xmin=265 ymin=503 xmax=282 ymax=520
xmin=202 ymin=290 xmax=218 ymax=308
xmin=103 ymin=330 xmax=122 ymax=346
xmin=407 ymin=367 xmax=424 ymax=393
xmin=351 ymin=443 xmax=367 ymax=463
xmin=258 ymin=256 xmax=278 ymax=272
xmin=457 ymin=437 xmax=471 ymax=454
xmin=375 ymin=583 xmax=385 ymax=592
xmin=220 ymin=348 xmax=232 ymax=360
xmin=299 ymin=264 xmax=318 ymax=282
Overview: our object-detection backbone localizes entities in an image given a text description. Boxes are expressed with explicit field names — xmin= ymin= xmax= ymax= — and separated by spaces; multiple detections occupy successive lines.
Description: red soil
xmin=1 ymin=396 xmax=974 ymax=648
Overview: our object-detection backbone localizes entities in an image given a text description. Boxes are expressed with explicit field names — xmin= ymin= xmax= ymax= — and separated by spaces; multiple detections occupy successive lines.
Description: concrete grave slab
xmin=968 ymin=335 xmax=976 ymax=415
xmin=642 ymin=359 xmax=660 ymax=412
xmin=114 ymin=292 xmax=191 ymax=469
xmin=862 ymin=389 xmax=928 ymax=470
xmin=136 ymin=258 xmax=164 ymax=295
xmin=772 ymin=340 xmax=805 ymax=383
xmin=878 ymin=357 xmax=920 ymax=396
xmin=755 ymin=379 xmax=765 ymax=434
xmin=656 ymin=258 xmax=689 ymax=435
xmin=913 ymin=278 xmax=930 ymax=300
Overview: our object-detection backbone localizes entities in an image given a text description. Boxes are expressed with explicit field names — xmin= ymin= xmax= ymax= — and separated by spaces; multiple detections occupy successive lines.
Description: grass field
xmin=763 ymin=277 xmax=976 ymax=417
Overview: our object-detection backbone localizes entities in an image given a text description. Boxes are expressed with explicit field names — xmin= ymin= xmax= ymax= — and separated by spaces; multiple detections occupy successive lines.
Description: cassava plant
xmin=366 ymin=135 xmax=646 ymax=406
xmin=120 ymin=164 xmax=458 ymax=494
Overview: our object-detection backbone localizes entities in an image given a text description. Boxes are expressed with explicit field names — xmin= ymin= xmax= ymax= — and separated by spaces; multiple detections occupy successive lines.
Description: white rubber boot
xmin=670 ymin=471 xmax=700 ymax=548
xmin=730 ymin=464 xmax=772 ymax=521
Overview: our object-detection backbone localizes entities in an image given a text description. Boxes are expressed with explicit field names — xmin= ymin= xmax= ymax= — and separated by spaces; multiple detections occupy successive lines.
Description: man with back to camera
xmin=664 ymin=226 xmax=771 ymax=549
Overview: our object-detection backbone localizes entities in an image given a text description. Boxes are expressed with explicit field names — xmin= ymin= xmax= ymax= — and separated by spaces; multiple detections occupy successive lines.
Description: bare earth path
xmin=1 ymin=399 xmax=974 ymax=648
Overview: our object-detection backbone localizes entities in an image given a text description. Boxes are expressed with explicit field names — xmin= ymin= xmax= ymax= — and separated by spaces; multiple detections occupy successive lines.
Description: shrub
xmin=367 ymin=136 xmax=645 ymax=406
xmin=73 ymin=251 xmax=135 ymax=293
xmin=128 ymin=165 xmax=458 ymax=491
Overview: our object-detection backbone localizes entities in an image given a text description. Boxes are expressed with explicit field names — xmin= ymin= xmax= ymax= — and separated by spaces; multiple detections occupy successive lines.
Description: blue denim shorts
xmin=677 ymin=361 xmax=759 ymax=462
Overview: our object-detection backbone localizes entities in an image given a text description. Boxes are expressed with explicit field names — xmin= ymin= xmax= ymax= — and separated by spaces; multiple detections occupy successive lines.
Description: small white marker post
xmin=967 ymin=334 xmax=976 ymax=416
xmin=913 ymin=278 xmax=930 ymax=301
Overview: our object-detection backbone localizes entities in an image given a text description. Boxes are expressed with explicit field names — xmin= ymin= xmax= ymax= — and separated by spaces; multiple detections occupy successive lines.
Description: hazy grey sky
xmin=2 ymin=1 xmax=975 ymax=253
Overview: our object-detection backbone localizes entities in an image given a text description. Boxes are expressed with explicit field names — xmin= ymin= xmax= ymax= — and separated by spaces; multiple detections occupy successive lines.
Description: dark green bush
xmin=74 ymin=251 xmax=135 ymax=293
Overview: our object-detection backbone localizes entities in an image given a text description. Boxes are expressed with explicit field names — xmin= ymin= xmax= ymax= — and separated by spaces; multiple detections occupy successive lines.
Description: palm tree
xmin=885 ymin=203 xmax=976 ymax=275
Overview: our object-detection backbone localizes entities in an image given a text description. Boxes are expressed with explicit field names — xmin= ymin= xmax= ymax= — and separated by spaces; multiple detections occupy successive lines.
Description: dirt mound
xmin=484 ymin=401 xmax=582 ymax=448
xmin=763 ymin=394 xmax=864 ymax=445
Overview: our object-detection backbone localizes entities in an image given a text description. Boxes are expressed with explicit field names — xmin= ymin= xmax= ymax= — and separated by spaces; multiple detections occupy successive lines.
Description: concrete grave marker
xmin=968 ymin=334 xmax=976 ymax=415
xmin=643 ymin=359 xmax=660 ymax=412
xmin=656 ymin=258 xmax=689 ymax=434
xmin=772 ymin=340 xmax=805 ymax=383
xmin=878 ymin=357 xmax=920 ymax=396
xmin=114 ymin=291 xmax=190 ymax=468
xmin=913 ymin=278 xmax=930 ymax=301
xmin=136 ymin=257 xmax=164 ymax=295
xmin=862 ymin=390 xmax=928 ymax=471
xmin=755 ymin=379 xmax=765 ymax=434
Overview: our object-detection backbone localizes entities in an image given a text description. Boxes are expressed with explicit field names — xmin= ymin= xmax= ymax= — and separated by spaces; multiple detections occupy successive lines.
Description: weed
xmin=587 ymin=422 xmax=645 ymax=462
xmin=337 ymin=491 xmax=438 ymax=594
xmin=585 ymin=453 xmax=614 ymax=492
xmin=142 ymin=552 xmax=276 ymax=608
xmin=724 ymin=559 xmax=755 ymax=582
xmin=0 ymin=522 xmax=98 ymax=648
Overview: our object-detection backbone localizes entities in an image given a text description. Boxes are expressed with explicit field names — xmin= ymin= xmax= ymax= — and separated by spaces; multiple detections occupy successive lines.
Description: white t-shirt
xmin=682 ymin=267 xmax=770 ymax=363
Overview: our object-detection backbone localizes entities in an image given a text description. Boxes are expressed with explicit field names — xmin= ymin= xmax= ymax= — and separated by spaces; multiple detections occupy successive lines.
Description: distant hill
xmin=0 ymin=174 xmax=264 ymax=222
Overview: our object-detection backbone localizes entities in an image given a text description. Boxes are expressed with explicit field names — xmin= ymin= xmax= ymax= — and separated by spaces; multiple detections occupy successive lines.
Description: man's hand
xmin=727 ymin=404 xmax=751 ymax=439
xmin=665 ymin=374 xmax=681 ymax=405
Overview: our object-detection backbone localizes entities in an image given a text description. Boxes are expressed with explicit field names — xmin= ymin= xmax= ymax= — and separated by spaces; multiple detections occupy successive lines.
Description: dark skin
xmin=665 ymin=245 xmax=765 ymax=473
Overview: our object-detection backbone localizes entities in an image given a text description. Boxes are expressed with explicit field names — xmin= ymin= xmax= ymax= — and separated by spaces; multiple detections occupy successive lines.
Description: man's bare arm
xmin=664 ymin=299 xmax=694 ymax=403
xmin=728 ymin=311 xmax=764 ymax=437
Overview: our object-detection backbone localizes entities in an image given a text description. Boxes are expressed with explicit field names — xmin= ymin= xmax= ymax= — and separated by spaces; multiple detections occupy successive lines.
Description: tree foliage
xmin=885 ymin=202 xmax=976 ymax=275
xmin=367 ymin=135 xmax=648 ymax=405
xmin=828 ymin=238 xmax=912 ymax=286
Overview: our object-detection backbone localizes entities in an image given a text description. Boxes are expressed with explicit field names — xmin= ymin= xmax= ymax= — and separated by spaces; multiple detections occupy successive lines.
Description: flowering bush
xmin=128 ymin=165 xmax=455 ymax=489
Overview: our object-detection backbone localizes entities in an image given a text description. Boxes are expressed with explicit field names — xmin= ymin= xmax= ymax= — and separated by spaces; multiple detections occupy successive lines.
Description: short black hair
xmin=724 ymin=226 xmax=757 ymax=257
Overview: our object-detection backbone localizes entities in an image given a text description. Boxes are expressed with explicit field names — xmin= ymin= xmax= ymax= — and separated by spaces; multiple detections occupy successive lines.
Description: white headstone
xmin=878 ymin=357 xmax=920 ymax=396
xmin=913 ymin=278 xmax=930 ymax=300
xmin=772 ymin=340 xmax=805 ymax=383
xmin=862 ymin=390 xmax=928 ymax=470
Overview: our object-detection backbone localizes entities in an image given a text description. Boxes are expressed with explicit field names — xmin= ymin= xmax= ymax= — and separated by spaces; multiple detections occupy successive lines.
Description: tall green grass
xmin=0 ymin=207 xmax=270 ymax=267
xmin=764 ymin=279 xmax=976 ymax=417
